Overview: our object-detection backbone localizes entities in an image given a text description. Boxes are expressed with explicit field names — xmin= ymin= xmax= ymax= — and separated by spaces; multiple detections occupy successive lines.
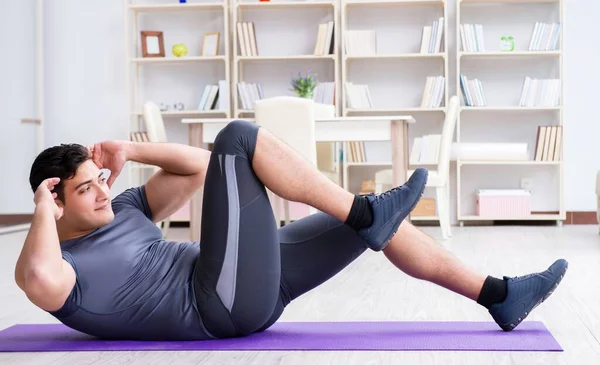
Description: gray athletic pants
xmin=193 ymin=120 xmax=368 ymax=338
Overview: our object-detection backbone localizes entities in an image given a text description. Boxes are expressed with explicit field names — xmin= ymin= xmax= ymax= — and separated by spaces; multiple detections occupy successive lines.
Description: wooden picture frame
xmin=141 ymin=31 xmax=165 ymax=58
xmin=202 ymin=32 xmax=220 ymax=56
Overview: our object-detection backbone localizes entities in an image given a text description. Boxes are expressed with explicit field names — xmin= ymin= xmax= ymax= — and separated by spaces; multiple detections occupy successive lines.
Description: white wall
xmin=43 ymin=0 xmax=129 ymax=197
xmin=37 ymin=0 xmax=600 ymax=214
xmin=0 ymin=1 xmax=39 ymax=214
xmin=562 ymin=0 xmax=600 ymax=211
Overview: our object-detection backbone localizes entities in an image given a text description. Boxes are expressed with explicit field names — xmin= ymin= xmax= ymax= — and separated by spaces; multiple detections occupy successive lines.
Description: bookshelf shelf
xmin=456 ymin=0 xmax=563 ymax=224
xmin=459 ymin=214 xmax=562 ymax=221
xmin=347 ymin=162 xmax=392 ymax=167
xmin=238 ymin=1 xmax=335 ymax=9
xmin=345 ymin=0 xmax=445 ymax=7
xmin=460 ymin=0 xmax=558 ymax=4
xmin=344 ymin=53 xmax=446 ymax=60
xmin=460 ymin=106 xmax=561 ymax=111
xmin=459 ymin=51 xmax=561 ymax=58
xmin=347 ymin=107 xmax=446 ymax=113
xmin=128 ymin=3 xmax=224 ymax=12
xmin=459 ymin=160 xmax=561 ymax=165
xmin=130 ymin=56 xmax=226 ymax=64
xmin=236 ymin=55 xmax=336 ymax=62
xmin=131 ymin=110 xmax=227 ymax=117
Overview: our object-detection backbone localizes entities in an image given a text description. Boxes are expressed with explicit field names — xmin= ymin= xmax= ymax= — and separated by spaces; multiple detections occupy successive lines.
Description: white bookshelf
xmin=124 ymin=0 xmax=231 ymax=222
xmin=340 ymin=0 xmax=447 ymax=224
xmin=456 ymin=0 xmax=564 ymax=224
xmin=232 ymin=0 xmax=339 ymax=118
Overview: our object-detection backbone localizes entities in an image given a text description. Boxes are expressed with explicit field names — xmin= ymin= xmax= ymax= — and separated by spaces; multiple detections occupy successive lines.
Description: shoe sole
xmin=375 ymin=172 xmax=428 ymax=251
xmin=500 ymin=263 xmax=568 ymax=331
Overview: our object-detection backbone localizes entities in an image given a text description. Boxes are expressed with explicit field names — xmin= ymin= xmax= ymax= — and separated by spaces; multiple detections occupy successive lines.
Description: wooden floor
xmin=1 ymin=224 xmax=600 ymax=365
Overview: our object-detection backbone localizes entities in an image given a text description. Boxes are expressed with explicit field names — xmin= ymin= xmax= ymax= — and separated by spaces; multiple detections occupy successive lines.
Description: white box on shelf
xmin=476 ymin=189 xmax=531 ymax=218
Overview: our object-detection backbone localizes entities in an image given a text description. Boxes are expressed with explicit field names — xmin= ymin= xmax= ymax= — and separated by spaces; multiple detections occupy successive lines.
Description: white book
xmin=459 ymin=74 xmax=471 ymax=106
xmin=528 ymin=22 xmax=540 ymax=51
xmin=436 ymin=76 xmax=445 ymax=107
xmin=198 ymin=85 xmax=211 ymax=110
xmin=429 ymin=77 xmax=440 ymax=108
xmin=551 ymin=23 xmax=561 ymax=50
xmin=534 ymin=23 xmax=547 ymax=51
xmin=519 ymin=77 xmax=531 ymax=107
xmin=468 ymin=79 xmax=479 ymax=106
xmin=475 ymin=24 xmax=485 ymax=52
xmin=410 ymin=137 xmax=422 ymax=165
xmin=544 ymin=23 xmax=555 ymax=51
xmin=420 ymin=77 xmax=434 ymax=107
xmin=323 ymin=21 xmax=334 ymax=55
xmin=242 ymin=22 xmax=252 ymax=57
xmin=434 ymin=17 xmax=444 ymax=53
xmin=476 ymin=79 xmax=486 ymax=106
xmin=248 ymin=22 xmax=258 ymax=56
xmin=218 ymin=80 xmax=229 ymax=111
xmin=363 ymin=85 xmax=374 ymax=108
xmin=420 ymin=26 xmax=432 ymax=54
xmin=237 ymin=23 xmax=247 ymax=56
xmin=459 ymin=24 xmax=467 ymax=52
xmin=429 ymin=20 xmax=438 ymax=53
xmin=344 ymin=82 xmax=356 ymax=108
xmin=204 ymin=85 xmax=219 ymax=110
xmin=466 ymin=24 xmax=476 ymax=52
xmin=315 ymin=23 xmax=326 ymax=55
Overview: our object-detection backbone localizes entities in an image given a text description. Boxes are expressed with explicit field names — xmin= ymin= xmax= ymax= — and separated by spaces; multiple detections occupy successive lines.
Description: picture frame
xmin=202 ymin=32 xmax=220 ymax=57
xmin=141 ymin=31 xmax=165 ymax=58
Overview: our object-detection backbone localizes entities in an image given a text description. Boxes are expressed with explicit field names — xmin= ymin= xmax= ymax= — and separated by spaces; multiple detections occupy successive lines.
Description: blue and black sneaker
xmin=490 ymin=259 xmax=568 ymax=331
xmin=358 ymin=168 xmax=428 ymax=251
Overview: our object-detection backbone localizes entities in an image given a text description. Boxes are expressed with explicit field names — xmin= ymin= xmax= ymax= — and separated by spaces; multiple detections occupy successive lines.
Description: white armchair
xmin=254 ymin=96 xmax=335 ymax=226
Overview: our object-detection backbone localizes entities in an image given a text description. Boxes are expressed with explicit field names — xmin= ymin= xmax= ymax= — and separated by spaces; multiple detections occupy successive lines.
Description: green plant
xmin=291 ymin=72 xmax=318 ymax=98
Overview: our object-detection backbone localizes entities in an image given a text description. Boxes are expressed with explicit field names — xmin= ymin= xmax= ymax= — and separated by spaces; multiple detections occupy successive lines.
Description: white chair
xmin=254 ymin=96 xmax=335 ymax=226
xmin=408 ymin=95 xmax=459 ymax=239
xmin=142 ymin=101 xmax=171 ymax=238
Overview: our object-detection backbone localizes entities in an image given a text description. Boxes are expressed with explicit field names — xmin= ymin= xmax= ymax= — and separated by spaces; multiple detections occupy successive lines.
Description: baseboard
xmin=0 ymin=214 xmax=33 ymax=226
xmin=565 ymin=211 xmax=597 ymax=225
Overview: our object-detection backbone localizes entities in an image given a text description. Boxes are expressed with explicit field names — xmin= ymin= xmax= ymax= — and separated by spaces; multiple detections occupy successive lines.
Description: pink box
xmin=476 ymin=189 xmax=531 ymax=218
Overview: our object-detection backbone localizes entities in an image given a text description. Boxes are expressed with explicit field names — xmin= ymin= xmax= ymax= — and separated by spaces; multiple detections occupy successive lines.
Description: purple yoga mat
xmin=0 ymin=321 xmax=562 ymax=352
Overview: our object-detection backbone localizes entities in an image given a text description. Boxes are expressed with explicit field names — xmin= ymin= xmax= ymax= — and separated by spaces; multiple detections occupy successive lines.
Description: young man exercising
xmin=16 ymin=120 xmax=567 ymax=340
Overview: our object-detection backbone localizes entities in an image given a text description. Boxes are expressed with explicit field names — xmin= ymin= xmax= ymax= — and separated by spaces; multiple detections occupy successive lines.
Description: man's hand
xmin=89 ymin=140 xmax=129 ymax=187
xmin=34 ymin=178 xmax=63 ymax=220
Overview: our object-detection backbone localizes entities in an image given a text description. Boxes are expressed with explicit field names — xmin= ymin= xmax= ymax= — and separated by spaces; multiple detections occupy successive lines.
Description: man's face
xmin=58 ymin=160 xmax=114 ymax=230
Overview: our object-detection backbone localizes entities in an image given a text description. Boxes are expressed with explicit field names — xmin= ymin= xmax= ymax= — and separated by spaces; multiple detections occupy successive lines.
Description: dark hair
xmin=29 ymin=143 xmax=90 ymax=203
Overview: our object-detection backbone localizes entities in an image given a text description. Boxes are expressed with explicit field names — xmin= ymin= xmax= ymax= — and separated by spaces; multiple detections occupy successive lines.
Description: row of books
xmin=529 ymin=22 xmax=561 ymax=51
xmin=345 ymin=30 xmax=376 ymax=56
xmin=198 ymin=80 xmax=229 ymax=111
xmin=420 ymin=76 xmax=445 ymax=108
xmin=344 ymin=82 xmax=373 ymax=109
xmin=534 ymin=125 xmax=562 ymax=162
xmin=409 ymin=134 xmax=441 ymax=165
xmin=129 ymin=131 xmax=150 ymax=143
xmin=419 ymin=17 xmax=445 ymax=54
xmin=314 ymin=21 xmax=335 ymax=56
xmin=346 ymin=141 xmax=368 ymax=163
xmin=459 ymin=24 xmax=485 ymax=52
xmin=312 ymin=82 xmax=335 ymax=105
xmin=459 ymin=74 xmax=487 ymax=107
xmin=237 ymin=22 xmax=258 ymax=56
xmin=518 ymin=77 xmax=561 ymax=107
xmin=237 ymin=82 xmax=264 ymax=110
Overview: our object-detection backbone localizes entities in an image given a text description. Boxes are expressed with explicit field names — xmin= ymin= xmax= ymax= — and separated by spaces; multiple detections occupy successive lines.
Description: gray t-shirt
xmin=50 ymin=186 xmax=212 ymax=340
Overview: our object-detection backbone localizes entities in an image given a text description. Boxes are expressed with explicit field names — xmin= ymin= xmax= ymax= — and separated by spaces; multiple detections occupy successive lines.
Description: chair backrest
xmin=143 ymin=102 xmax=168 ymax=143
xmin=254 ymin=96 xmax=317 ymax=165
xmin=437 ymin=95 xmax=459 ymax=182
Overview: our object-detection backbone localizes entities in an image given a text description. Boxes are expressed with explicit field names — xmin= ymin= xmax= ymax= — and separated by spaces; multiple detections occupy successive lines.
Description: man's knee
xmin=212 ymin=120 xmax=260 ymax=159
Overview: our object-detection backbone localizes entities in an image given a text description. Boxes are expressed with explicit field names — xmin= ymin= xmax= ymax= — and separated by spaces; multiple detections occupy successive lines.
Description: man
xmin=16 ymin=120 xmax=567 ymax=340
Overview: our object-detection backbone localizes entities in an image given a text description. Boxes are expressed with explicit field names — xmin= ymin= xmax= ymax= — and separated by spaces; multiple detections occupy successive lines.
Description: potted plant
xmin=291 ymin=72 xmax=318 ymax=99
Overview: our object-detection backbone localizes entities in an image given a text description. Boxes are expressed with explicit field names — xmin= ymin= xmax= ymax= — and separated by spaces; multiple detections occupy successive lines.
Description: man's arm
xmin=15 ymin=179 xmax=76 ymax=312
xmin=124 ymin=142 xmax=211 ymax=223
